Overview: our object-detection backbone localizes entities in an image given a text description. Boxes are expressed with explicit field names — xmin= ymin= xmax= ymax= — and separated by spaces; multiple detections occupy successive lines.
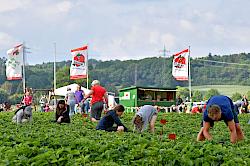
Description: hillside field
xmin=191 ymin=85 xmax=250 ymax=97
xmin=0 ymin=112 xmax=250 ymax=165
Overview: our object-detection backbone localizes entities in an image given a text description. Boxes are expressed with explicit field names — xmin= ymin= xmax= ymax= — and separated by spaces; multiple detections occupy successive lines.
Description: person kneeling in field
xmin=12 ymin=106 xmax=32 ymax=124
xmin=133 ymin=105 xmax=160 ymax=133
xmin=12 ymin=88 xmax=33 ymax=124
xmin=197 ymin=95 xmax=244 ymax=144
xmin=96 ymin=104 xmax=128 ymax=132
xmin=53 ymin=100 xmax=70 ymax=124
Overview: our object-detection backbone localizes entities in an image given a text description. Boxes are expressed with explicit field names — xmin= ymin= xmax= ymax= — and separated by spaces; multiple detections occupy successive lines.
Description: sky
xmin=0 ymin=0 xmax=250 ymax=65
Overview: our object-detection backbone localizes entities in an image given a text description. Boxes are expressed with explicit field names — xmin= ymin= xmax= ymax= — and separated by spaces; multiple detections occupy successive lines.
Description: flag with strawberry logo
xmin=5 ymin=44 xmax=23 ymax=80
xmin=172 ymin=48 xmax=189 ymax=81
xmin=70 ymin=45 xmax=88 ymax=79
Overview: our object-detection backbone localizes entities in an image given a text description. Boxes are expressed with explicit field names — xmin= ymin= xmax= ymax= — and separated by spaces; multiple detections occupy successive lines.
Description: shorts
xmin=91 ymin=101 xmax=104 ymax=120
xmin=201 ymin=109 xmax=239 ymax=127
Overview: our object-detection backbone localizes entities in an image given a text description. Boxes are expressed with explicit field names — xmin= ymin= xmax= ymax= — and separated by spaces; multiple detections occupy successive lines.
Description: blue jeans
xmin=83 ymin=100 xmax=90 ymax=113
xmin=68 ymin=101 xmax=76 ymax=116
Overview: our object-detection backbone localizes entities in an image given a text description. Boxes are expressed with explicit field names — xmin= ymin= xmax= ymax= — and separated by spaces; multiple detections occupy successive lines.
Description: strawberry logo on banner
xmin=5 ymin=44 xmax=23 ymax=80
xmin=70 ymin=45 xmax=88 ymax=80
xmin=73 ymin=53 xmax=85 ymax=67
xmin=172 ymin=49 xmax=189 ymax=81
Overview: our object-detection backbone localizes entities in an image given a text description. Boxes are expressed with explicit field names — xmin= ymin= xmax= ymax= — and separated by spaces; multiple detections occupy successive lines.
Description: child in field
xmin=133 ymin=105 xmax=160 ymax=133
xmin=12 ymin=88 xmax=33 ymax=124
xmin=53 ymin=100 xmax=70 ymax=124
xmin=96 ymin=104 xmax=128 ymax=132
xmin=197 ymin=95 xmax=244 ymax=144
xmin=44 ymin=103 xmax=50 ymax=112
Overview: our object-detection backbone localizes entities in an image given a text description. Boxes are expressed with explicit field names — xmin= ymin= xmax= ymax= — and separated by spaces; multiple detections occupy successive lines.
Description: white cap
xmin=91 ymin=80 xmax=100 ymax=86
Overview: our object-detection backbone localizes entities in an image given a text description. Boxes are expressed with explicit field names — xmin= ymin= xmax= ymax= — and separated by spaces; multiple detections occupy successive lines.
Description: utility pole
xmin=53 ymin=42 xmax=57 ymax=111
xmin=22 ymin=43 xmax=31 ymax=92
xmin=22 ymin=42 xmax=26 ymax=92
xmin=159 ymin=45 xmax=170 ymax=58
xmin=134 ymin=63 xmax=137 ymax=86
xmin=159 ymin=45 xmax=170 ymax=87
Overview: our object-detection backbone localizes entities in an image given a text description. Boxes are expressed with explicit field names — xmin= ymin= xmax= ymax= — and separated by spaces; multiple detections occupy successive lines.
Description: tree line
xmin=1 ymin=52 xmax=250 ymax=104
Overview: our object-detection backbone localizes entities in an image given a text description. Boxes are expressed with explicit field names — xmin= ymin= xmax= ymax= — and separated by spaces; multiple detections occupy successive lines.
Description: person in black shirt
xmin=175 ymin=95 xmax=183 ymax=112
xmin=96 ymin=104 xmax=128 ymax=132
xmin=53 ymin=100 xmax=70 ymax=124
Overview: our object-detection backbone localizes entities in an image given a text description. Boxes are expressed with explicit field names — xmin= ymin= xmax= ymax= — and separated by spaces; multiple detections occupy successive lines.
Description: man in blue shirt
xmin=197 ymin=95 xmax=244 ymax=144
xmin=96 ymin=104 xmax=128 ymax=132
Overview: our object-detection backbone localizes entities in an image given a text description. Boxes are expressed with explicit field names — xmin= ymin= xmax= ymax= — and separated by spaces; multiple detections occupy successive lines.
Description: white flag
xmin=172 ymin=49 xmax=189 ymax=81
xmin=70 ymin=45 xmax=88 ymax=80
xmin=5 ymin=44 xmax=23 ymax=80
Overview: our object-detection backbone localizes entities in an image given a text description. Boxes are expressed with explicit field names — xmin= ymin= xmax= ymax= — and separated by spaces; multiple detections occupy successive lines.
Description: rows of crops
xmin=0 ymin=112 xmax=250 ymax=165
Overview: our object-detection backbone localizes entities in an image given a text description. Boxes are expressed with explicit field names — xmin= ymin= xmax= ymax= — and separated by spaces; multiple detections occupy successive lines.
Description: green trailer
xmin=119 ymin=86 xmax=176 ymax=112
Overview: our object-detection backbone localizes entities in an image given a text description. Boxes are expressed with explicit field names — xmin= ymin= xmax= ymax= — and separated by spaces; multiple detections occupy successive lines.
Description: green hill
xmin=1 ymin=52 xmax=250 ymax=101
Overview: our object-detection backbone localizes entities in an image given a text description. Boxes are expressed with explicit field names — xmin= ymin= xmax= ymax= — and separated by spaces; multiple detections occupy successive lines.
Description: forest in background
xmin=1 ymin=52 xmax=250 ymax=104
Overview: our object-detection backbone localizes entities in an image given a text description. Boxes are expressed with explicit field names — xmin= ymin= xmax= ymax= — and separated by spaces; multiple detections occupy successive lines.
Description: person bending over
xmin=133 ymin=105 xmax=159 ymax=133
xmin=197 ymin=95 xmax=244 ymax=144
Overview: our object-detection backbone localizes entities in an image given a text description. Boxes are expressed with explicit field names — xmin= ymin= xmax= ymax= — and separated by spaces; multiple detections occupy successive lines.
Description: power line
xmin=200 ymin=63 xmax=250 ymax=71
xmin=196 ymin=59 xmax=250 ymax=67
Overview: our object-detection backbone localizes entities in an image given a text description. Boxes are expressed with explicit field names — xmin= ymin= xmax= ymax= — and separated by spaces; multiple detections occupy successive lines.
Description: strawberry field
xmin=0 ymin=112 xmax=250 ymax=165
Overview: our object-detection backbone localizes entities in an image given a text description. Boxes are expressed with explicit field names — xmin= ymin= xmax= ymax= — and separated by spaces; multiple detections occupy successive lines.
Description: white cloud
xmin=179 ymin=19 xmax=194 ymax=31
xmin=0 ymin=32 xmax=18 ymax=48
xmin=203 ymin=12 xmax=216 ymax=22
xmin=0 ymin=0 xmax=24 ymax=13
xmin=148 ymin=31 xmax=160 ymax=45
xmin=213 ymin=25 xmax=226 ymax=36
xmin=160 ymin=33 xmax=176 ymax=49
xmin=55 ymin=1 xmax=72 ymax=13
xmin=21 ymin=1 xmax=74 ymax=23
xmin=230 ymin=27 xmax=250 ymax=44
xmin=40 ymin=1 xmax=72 ymax=15
xmin=1 ymin=0 xmax=250 ymax=64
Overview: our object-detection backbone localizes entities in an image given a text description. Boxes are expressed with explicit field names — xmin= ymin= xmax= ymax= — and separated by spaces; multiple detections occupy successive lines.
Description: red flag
xmin=172 ymin=49 xmax=189 ymax=81
xmin=70 ymin=45 xmax=88 ymax=80
xmin=5 ymin=44 xmax=23 ymax=80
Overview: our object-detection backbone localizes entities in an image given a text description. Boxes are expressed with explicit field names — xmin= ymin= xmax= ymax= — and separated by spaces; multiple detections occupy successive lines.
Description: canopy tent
xmin=53 ymin=83 xmax=116 ymax=109
xmin=54 ymin=83 xmax=90 ymax=96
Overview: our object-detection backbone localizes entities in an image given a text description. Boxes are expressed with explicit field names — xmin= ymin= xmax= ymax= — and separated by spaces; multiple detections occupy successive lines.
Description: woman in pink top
xmin=12 ymin=88 xmax=33 ymax=123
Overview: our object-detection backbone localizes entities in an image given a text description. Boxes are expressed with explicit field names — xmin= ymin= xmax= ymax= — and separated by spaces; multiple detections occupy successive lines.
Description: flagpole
xmin=54 ymin=42 xmax=57 ymax=110
xmin=22 ymin=42 xmax=26 ymax=92
xmin=188 ymin=46 xmax=192 ymax=101
xmin=86 ymin=44 xmax=89 ymax=89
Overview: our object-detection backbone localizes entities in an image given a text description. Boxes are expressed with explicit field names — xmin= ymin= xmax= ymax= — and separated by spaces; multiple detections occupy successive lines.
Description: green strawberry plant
xmin=0 ymin=111 xmax=249 ymax=165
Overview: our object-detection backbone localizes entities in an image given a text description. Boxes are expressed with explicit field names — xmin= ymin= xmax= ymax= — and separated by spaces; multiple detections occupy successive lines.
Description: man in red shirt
xmin=84 ymin=80 xmax=108 ymax=122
